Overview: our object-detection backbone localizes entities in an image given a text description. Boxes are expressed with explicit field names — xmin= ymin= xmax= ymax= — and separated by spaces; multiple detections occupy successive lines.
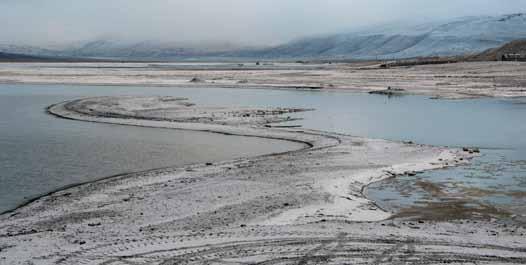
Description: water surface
xmin=2 ymin=83 xmax=525 ymax=219
xmin=0 ymin=86 xmax=305 ymax=213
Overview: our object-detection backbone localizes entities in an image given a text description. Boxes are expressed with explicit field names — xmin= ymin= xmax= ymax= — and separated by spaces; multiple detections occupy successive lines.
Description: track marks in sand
xmin=54 ymin=229 xmax=526 ymax=265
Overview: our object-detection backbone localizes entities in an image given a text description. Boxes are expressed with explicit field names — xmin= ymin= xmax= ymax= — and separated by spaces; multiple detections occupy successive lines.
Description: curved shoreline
xmin=43 ymin=98 xmax=432 ymax=222
xmin=50 ymin=99 xmax=321 ymax=150
xmin=44 ymin=97 xmax=468 ymax=223
xmin=4 ymin=97 xmax=512 ymax=264
xmin=1 ymin=102 xmax=313 ymax=216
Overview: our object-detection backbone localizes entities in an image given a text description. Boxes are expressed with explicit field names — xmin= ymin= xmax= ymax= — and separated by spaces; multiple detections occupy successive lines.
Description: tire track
xmin=55 ymin=230 xmax=526 ymax=265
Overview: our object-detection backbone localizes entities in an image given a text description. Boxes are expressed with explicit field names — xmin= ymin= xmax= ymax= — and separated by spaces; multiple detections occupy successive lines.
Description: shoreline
xmin=1 ymin=61 xmax=526 ymax=99
xmin=0 ymin=102 xmax=312 ymax=216
xmin=1 ymin=96 xmax=524 ymax=264
xmin=2 ymin=96 xmax=470 ymax=218
xmin=49 ymin=96 xmax=467 ymax=222
xmin=2 ymin=79 xmax=526 ymax=100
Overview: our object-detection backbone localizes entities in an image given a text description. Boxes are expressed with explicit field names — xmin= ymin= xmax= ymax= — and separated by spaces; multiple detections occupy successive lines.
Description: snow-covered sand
xmin=1 ymin=61 xmax=525 ymax=99
xmin=1 ymin=96 xmax=524 ymax=264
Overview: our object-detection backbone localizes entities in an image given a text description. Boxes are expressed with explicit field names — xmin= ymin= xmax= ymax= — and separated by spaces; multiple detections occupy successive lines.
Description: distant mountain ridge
xmin=59 ymin=40 xmax=245 ymax=59
xmin=0 ymin=51 xmax=109 ymax=62
xmin=226 ymin=13 xmax=526 ymax=59
xmin=1 ymin=13 xmax=526 ymax=60
xmin=0 ymin=44 xmax=62 ymax=58
xmin=0 ymin=40 xmax=249 ymax=61
xmin=0 ymin=52 xmax=48 ymax=62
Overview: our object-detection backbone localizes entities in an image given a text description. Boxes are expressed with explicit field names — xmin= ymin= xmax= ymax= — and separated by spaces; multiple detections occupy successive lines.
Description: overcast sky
xmin=1 ymin=0 xmax=525 ymax=47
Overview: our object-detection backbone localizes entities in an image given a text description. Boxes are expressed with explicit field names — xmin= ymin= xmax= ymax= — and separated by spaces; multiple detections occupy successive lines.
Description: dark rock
xmin=369 ymin=87 xmax=406 ymax=96
xmin=189 ymin=77 xmax=204 ymax=83
xmin=73 ymin=240 xmax=86 ymax=245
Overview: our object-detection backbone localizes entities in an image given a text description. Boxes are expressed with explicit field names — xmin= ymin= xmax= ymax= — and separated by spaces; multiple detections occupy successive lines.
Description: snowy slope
xmin=229 ymin=13 xmax=526 ymax=59
xmin=1 ymin=13 xmax=526 ymax=60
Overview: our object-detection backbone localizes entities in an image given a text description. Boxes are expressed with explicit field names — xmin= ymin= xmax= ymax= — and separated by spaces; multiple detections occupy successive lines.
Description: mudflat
xmin=1 ymin=61 xmax=526 ymax=99
xmin=1 ymin=96 xmax=525 ymax=264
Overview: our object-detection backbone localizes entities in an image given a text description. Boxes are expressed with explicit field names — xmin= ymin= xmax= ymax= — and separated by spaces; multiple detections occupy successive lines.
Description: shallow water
xmin=1 ymin=83 xmax=526 ymax=219
xmin=366 ymin=149 xmax=526 ymax=220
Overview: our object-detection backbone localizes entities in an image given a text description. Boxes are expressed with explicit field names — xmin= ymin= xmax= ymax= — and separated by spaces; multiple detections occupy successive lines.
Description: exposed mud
xmin=392 ymin=200 xmax=512 ymax=221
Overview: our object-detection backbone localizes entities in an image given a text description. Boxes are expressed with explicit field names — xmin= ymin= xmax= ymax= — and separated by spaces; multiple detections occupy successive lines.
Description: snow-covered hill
xmin=228 ymin=13 xmax=526 ymax=59
xmin=0 ymin=40 xmax=245 ymax=61
xmin=1 ymin=13 xmax=526 ymax=60
xmin=0 ymin=44 xmax=62 ymax=58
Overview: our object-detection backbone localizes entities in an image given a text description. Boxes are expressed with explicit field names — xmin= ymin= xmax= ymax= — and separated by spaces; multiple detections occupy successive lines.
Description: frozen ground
xmin=1 ymin=96 xmax=524 ymax=264
xmin=0 ymin=61 xmax=526 ymax=99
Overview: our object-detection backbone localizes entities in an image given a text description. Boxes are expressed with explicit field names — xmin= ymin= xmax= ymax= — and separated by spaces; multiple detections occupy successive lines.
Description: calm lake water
xmin=1 ymin=83 xmax=525 ymax=219
xmin=0 ymin=85 xmax=306 ymax=213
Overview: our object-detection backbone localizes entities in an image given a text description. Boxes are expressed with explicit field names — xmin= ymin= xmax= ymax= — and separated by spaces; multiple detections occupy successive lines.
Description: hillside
xmin=0 ymin=40 xmax=247 ymax=61
xmin=226 ymin=13 xmax=526 ymax=60
xmin=1 ymin=13 xmax=526 ymax=60
xmin=0 ymin=51 xmax=110 ymax=62
xmin=59 ymin=40 xmax=230 ymax=60
xmin=0 ymin=52 xmax=55 ymax=62
xmin=471 ymin=39 xmax=526 ymax=61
